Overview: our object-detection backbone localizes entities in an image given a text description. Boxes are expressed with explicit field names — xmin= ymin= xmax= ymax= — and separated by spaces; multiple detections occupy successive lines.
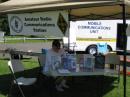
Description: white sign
xmin=70 ymin=20 xmax=118 ymax=38
xmin=8 ymin=11 xmax=69 ymax=37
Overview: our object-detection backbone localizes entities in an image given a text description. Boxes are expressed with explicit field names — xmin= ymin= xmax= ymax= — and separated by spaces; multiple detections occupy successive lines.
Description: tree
xmin=0 ymin=15 xmax=10 ymax=35
xmin=0 ymin=0 xmax=8 ymax=2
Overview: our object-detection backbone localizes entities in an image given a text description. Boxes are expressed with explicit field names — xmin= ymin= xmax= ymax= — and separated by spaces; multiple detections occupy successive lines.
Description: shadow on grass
xmin=0 ymin=73 xmax=12 ymax=96
xmin=57 ymin=76 xmax=118 ymax=97
xmin=0 ymin=67 xmax=40 ymax=97
xmin=0 ymin=68 xmax=119 ymax=97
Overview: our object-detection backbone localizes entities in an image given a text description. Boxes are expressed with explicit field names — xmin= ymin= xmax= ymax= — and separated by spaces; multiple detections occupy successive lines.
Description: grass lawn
xmin=0 ymin=57 xmax=130 ymax=97
xmin=3 ymin=36 xmax=55 ymax=43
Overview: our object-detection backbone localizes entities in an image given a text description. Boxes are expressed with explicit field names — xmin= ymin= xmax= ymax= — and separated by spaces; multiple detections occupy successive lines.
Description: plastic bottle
xmin=76 ymin=64 xmax=80 ymax=72
xmin=67 ymin=54 xmax=76 ymax=72
xmin=84 ymin=54 xmax=95 ymax=71
xmin=62 ymin=52 xmax=68 ymax=69
xmin=67 ymin=54 xmax=72 ymax=71
xmin=71 ymin=56 xmax=76 ymax=72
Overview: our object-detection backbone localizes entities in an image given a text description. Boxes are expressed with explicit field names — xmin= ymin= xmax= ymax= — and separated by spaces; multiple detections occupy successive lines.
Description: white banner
xmin=70 ymin=20 xmax=118 ymax=38
xmin=8 ymin=11 xmax=69 ymax=37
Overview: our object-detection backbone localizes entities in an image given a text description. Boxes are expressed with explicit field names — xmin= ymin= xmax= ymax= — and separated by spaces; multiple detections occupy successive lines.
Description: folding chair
xmin=8 ymin=59 xmax=37 ymax=97
xmin=38 ymin=53 xmax=46 ymax=69
xmin=38 ymin=51 xmax=56 ymax=97
xmin=105 ymin=53 xmax=120 ymax=70
xmin=38 ymin=49 xmax=48 ymax=74
xmin=97 ymin=43 xmax=108 ymax=54
xmin=105 ymin=53 xmax=120 ymax=96
xmin=37 ymin=53 xmax=46 ymax=80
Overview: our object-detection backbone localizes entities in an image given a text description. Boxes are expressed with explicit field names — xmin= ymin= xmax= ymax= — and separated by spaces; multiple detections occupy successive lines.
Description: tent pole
xmin=122 ymin=2 xmax=127 ymax=97
xmin=68 ymin=10 xmax=71 ymax=51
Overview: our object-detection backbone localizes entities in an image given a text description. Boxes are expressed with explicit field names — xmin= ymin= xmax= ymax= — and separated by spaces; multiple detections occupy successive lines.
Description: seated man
xmin=43 ymin=39 xmax=69 ymax=92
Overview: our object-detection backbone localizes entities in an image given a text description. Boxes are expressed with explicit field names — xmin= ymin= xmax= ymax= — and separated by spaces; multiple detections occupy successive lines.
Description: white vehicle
xmin=66 ymin=20 xmax=130 ymax=54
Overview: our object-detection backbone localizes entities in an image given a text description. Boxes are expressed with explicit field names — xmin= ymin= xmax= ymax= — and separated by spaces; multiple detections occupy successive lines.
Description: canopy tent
xmin=0 ymin=0 xmax=130 ymax=20
xmin=70 ymin=5 xmax=130 ymax=20
xmin=0 ymin=1 xmax=129 ymax=97
xmin=0 ymin=0 xmax=123 ymax=17
xmin=0 ymin=0 xmax=121 ymax=12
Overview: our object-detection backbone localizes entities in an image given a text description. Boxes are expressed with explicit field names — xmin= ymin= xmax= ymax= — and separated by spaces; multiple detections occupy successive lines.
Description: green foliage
xmin=1 ymin=0 xmax=8 ymax=2
xmin=0 ymin=15 xmax=10 ymax=35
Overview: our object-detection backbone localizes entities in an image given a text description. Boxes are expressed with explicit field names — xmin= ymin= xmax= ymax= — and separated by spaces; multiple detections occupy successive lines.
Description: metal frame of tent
xmin=0 ymin=1 xmax=128 ymax=97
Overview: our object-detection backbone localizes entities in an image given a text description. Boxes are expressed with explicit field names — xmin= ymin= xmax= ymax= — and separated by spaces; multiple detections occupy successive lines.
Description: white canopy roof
xmin=0 ymin=0 xmax=122 ymax=14
xmin=0 ymin=0 xmax=130 ymax=20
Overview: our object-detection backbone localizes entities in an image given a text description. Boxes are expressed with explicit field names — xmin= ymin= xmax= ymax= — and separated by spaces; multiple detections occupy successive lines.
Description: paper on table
xmin=58 ymin=69 xmax=70 ymax=73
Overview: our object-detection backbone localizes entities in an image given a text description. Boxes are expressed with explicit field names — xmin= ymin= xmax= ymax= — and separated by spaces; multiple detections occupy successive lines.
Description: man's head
xmin=52 ymin=39 xmax=61 ymax=52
